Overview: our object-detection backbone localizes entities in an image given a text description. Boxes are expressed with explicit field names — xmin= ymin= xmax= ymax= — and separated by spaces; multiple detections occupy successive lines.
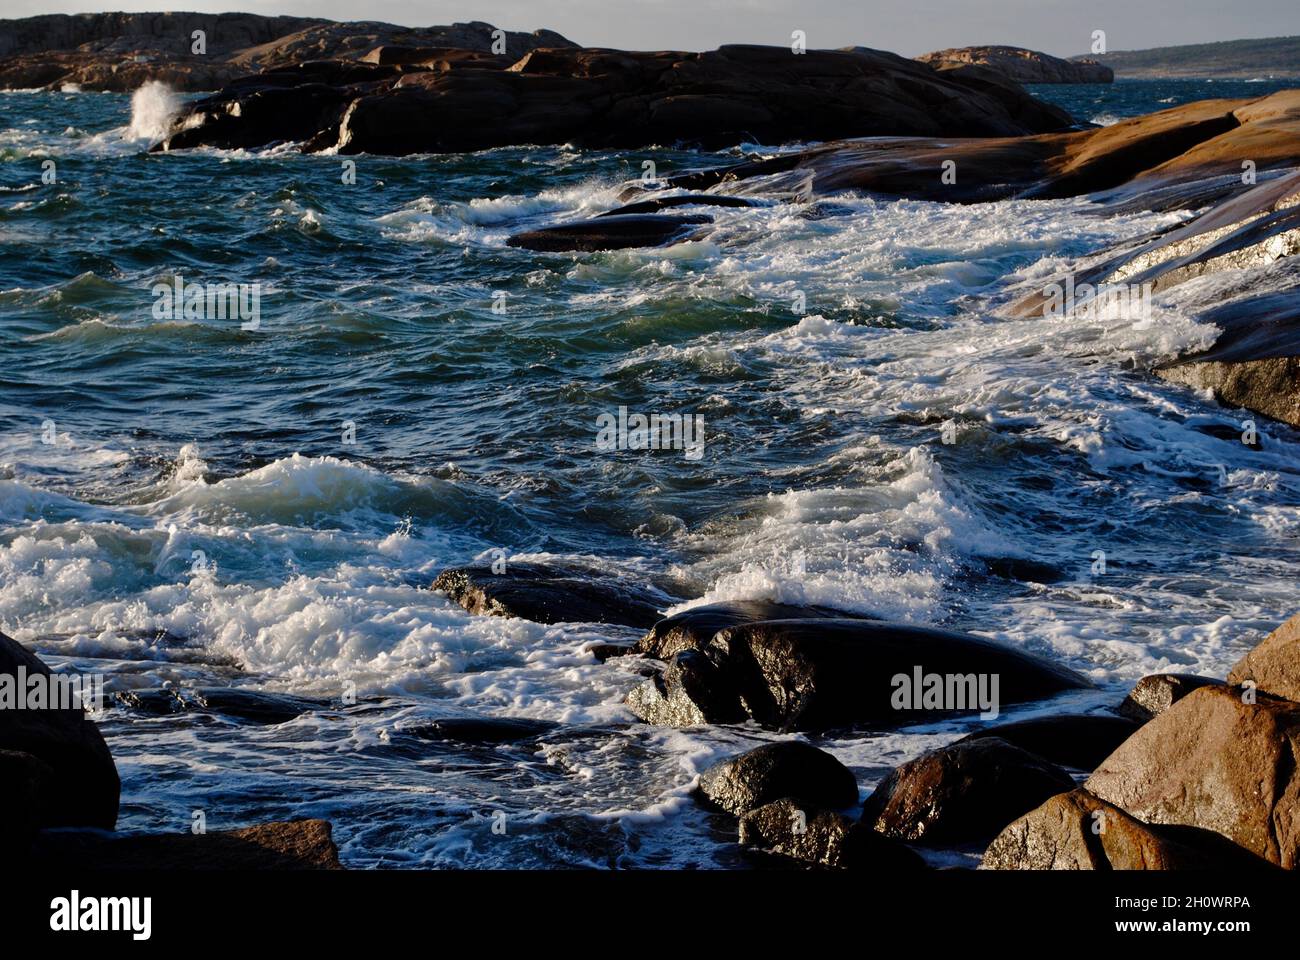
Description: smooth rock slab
xmin=983 ymin=788 xmax=1279 ymax=870
xmin=740 ymin=798 xmax=928 ymax=871
xmin=861 ymin=738 xmax=1075 ymax=845
xmin=696 ymin=741 xmax=858 ymax=816
xmin=636 ymin=600 xmax=876 ymax=660
xmin=38 ymin=819 xmax=343 ymax=869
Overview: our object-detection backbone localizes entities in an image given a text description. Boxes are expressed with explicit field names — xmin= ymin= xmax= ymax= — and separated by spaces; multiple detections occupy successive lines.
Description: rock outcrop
xmin=432 ymin=561 xmax=674 ymax=628
xmin=154 ymin=43 xmax=1073 ymax=154
xmin=0 ymin=630 xmax=119 ymax=830
xmin=983 ymin=788 xmax=1278 ymax=870
xmin=861 ymin=738 xmax=1074 ymax=845
xmin=0 ymin=14 xmax=573 ymax=91
xmin=627 ymin=616 xmax=1089 ymax=730
xmin=696 ymin=742 xmax=859 ymax=815
xmin=918 ymin=45 xmax=1113 ymax=84
xmin=739 ymin=798 xmax=928 ymax=871
xmin=1084 ymin=684 xmax=1300 ymax=868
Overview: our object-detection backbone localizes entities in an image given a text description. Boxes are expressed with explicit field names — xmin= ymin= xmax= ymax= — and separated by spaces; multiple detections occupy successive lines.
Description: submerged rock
xmin=407 ymin=716 xmax=558 ymax=744
xmin=432 ymin=562 xmax=672 ymax=628
xmin=1085 ymin=684 xmax=1300 ymax=867
xmin=505 ymin=213 xmax=712 ymax=252
xmin=0 ymin=631 xmax=119 ymax=830
xmin=740 ymin=798 xmax=928 ymax=871
xmin=113 ymin=686 xmax=325 ymax=724
xmin=861 ymin=738 xmax=1074 ymax=845
xmin=957 ymin=714 xmax=1141 ymax=771
xmin=1228 ymin=611 xmax=1300 ymax=702
xmin=597 ymin=194 xmax=756 ymax=216
xmin=696 ymin=741 xmax=858 ymax=816
xmin=1117 ymin=673 xmax=1224 ymax=722
xmin=983 ymin=788 xmax=1278 ymax=870
xmin=38 ymin=819 xmax=343 ymax=869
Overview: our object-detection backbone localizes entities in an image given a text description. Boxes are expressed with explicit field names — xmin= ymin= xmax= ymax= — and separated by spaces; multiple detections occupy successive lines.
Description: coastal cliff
xmin=917 ymin=45 xmax=1114 ymax=83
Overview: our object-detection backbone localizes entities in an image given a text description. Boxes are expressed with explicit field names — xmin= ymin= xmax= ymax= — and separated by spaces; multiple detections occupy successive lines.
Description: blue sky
xmin=12 ymin=1 xmax=1300 ymax=57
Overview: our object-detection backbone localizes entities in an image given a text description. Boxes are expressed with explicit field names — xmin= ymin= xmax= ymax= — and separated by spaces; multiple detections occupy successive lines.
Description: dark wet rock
xmin=432 ymin=561 xmax=673 ymax=628
xmin=1228 ymin=612 xmax=1300 ymax=702
xmin=586 ymin=641 xmax=638 ymax=662
xmin=636 ymin=600 xmax=877 ymax=660
xmin=1117 ymin=673 xmax=1225 ymax=722
xmin=0 ymin=749 xmax=53 ymax=853
xmin=957 ymin=714 xmax=1141 ymax=770
xmin=114 ymin=686 xmax=324 ymax=724
xmin=158 ymin=43 xmax=1072 ymax=155
xmin=505 ymin=213 xmax=712 ymax=252
xmin=917 ymin=46 xmax=1113 ymax=84
xmin=636 ymin=617 xmax=1087 ymax=731
xmin=597 ymin=194 xmax=756 ymax=216
xmin=0 ymin=630 xmax=119 ymax=830
xmin=625 ymin=649 xmax=747 ymax=726
xmin=1086 ymin=684 xmax=1300 ymax=867
xmin=696 ymin=741 xmax=858 ymax=816
xmin=983 ymin=787 xmax=1279 ymax=870
xmin=37 ymin=819 xmax=343 ymax=869
xmin=861 ymin=738 xmax=1075 ymax=845
xmin=978 ymin=556 xmax=1067 ymax=583
xmin=740 ymin=798 xmax=928 ymax=871
xmin=407 ymin=716 xmax=558 ymax=744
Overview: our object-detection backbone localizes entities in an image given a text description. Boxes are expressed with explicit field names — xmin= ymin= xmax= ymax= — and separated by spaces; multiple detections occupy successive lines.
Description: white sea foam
xmin=126 ymin=80 xmax=179 ymax=143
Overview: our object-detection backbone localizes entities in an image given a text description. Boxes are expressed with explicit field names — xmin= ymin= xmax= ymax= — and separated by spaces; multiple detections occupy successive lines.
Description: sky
xmin=9 ymin=1 xmax=1300 ymax=57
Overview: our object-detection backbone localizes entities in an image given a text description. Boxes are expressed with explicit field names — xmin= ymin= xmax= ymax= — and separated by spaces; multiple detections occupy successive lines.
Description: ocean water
xmin=2 ymin=79 xmax=1299 ymax=868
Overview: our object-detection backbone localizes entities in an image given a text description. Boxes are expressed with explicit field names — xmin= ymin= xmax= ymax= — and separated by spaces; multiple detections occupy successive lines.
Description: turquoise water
xmin=3 ymin=80 xmax=1300 ymax=867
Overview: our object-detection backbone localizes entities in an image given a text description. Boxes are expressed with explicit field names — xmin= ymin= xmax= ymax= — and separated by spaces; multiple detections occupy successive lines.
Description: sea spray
xmin=127 ymin=80 xmax=178 ymax=142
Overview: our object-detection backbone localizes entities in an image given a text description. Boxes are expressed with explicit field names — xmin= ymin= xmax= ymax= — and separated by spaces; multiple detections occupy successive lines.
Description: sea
xmin=1 ymin=76 xmax=1298 ymax=867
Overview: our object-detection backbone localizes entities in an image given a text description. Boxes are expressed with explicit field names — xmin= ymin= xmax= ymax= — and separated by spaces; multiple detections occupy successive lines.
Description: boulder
xmin=1227 ymin=611 xmax=1300 ymax=702
xmin=957 ymin=714 xmax=1141 ymax=770
xmin=38 ymin=819 xmax=343 ymax=869
xmin=637 ymin=618 xmax=1088 ymax=731
xmin=861 ymin=738 xmax=1075 ymax=845
xmin=696 ymin=741 xmax=859 ymax=816
xmin=0 ymin=749 xmax=53 ymax=853
xmin=625 ymin=649 xmax=747 ymax=726
xmin=1085 ymin=685 xmax=1300 ymax=867
xmin=432 ymin=561 xmax=672 ymax=628
xmin=917 ymin=46 xmax=1113 ymax=84
xmin=0 ymin=630 xmax=119 ymax=830
xmin=505 ymin=213 xmax=712 ymax=252
xmin=983 ymin=788 xmax=1279 ymax=870
xmin=1117 ymin=673 xmax=1224 ymax=722
xmin=740 ymin=798 xmax=928 ymax=871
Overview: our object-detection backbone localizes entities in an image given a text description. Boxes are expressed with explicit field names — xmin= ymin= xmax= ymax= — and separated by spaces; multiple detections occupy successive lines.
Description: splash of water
xmin=127 ymin=80 xmax=178 ymax=142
